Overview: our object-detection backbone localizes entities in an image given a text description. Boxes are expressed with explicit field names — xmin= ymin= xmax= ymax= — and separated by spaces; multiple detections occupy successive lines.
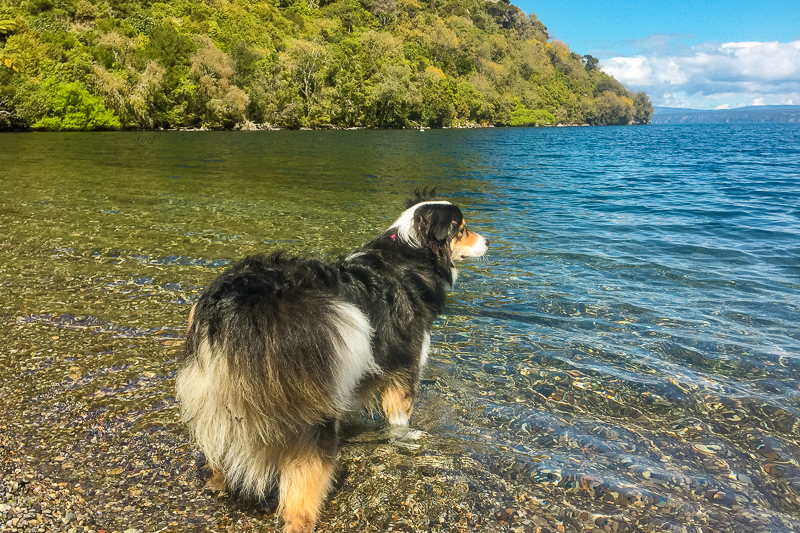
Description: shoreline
xmin=0 ymin=122 xmax=649 ymax=133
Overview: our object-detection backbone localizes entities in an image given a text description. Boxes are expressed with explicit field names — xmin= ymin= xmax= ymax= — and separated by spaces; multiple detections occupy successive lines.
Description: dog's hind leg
xmin=278 ymin=419 xmax=339 ymax=533
xmin=205 ymin=467 xmax=227 ymax=492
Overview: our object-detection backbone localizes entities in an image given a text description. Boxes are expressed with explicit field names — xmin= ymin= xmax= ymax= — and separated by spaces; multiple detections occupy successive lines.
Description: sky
xmin=512 ymin=0 xmax=800 ymax=109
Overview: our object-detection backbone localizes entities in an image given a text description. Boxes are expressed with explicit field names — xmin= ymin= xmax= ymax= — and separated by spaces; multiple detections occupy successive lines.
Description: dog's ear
xmin=413 ymin=204 xmax=462 ymax=268
xmin=431 ymin=214 xmax=452 ymax=242
xmin=406 ymin=187 xmax=441 ymax=208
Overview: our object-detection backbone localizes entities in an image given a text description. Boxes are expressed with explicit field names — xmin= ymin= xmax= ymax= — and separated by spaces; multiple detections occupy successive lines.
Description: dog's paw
xmin=385 ymin=409 xmax=410 ymax=426
xmin=205 ymin=470 xmax=228 ymax=492
xmin=283 ymin=513 xmax=315 ymax=533
xmin=381 ymin=386 xmax=414 ymax=426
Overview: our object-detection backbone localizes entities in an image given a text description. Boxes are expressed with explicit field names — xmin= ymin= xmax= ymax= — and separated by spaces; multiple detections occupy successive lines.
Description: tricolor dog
xmin=176 ymin=190 xmax=489 ymax=532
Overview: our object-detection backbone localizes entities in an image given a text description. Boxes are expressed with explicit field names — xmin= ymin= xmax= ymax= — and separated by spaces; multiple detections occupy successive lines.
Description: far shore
xmin=0 ymin=121 xmax=653 ymax=133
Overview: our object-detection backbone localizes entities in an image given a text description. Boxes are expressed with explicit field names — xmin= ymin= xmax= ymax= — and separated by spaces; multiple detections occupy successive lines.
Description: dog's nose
xmin=484 ymin=238 xmax=490 ymax=247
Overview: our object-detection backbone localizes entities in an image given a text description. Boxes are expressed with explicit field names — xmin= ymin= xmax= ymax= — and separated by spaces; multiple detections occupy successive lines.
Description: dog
xmin=176 ymin=190 xmax=489 ymax=532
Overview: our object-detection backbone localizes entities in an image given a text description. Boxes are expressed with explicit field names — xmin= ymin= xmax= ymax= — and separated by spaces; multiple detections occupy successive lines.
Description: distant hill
xmin=652 ymin=106 xmax=800 ymax=125
xmin=0 ymin=0 xmax=653 ymax=131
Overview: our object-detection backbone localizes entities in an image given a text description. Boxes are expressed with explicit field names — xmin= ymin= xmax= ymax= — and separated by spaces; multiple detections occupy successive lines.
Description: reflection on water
xmin=1 ymin=126 xmax=799 ymax=532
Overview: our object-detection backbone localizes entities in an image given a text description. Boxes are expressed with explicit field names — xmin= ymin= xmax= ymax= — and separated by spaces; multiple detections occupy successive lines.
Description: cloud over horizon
xmin=599 ymin=37 xmax=800 ymax=109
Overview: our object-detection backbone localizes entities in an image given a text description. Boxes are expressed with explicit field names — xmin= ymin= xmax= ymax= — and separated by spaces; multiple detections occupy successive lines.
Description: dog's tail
xmin=176 ymin=289 xmax=376 ymax=497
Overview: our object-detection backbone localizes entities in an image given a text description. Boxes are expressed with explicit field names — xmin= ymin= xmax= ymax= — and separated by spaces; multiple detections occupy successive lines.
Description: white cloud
xmin=659 ymin=92 xmax=694 ymax=108
xmin=716 ymin=104 xmax=730 ymax=109
xmin=706 ymin=92 xmax=739 ymax=100
xmin=599 ymin=39 xmax=800 ymax=109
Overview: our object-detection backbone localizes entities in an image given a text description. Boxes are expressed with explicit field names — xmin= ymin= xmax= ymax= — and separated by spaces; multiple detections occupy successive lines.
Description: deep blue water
xmin=435 ymin=124 xmax=800 ymax=526
xmin=2 ymin=123 xmax=799 ymax=531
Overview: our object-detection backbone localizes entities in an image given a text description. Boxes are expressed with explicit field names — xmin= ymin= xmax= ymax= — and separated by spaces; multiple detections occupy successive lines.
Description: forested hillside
xmin=0 ymin=0 xmax=653 ymax=130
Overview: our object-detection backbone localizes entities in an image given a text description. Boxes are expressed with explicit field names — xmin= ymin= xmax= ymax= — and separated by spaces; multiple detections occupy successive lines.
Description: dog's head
xmin=389 ymin=190 xmax=489 ymax=269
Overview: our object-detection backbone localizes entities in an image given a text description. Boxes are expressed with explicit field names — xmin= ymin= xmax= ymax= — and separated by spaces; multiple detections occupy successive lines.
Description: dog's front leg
xmin=381 ymin=374 xmax=417 ymax=426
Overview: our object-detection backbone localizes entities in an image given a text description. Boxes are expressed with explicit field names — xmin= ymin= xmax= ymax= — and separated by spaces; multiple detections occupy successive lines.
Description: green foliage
xmin=95 ymin=17 xmax=137 ymax=38
xmin=0 ymin=0 xmax=652 ymax=130
xmin=632 ymin=91 xmax=653 ymax=124
xmin=143 ymin=25 xmax=196 ymax=68
xmin=594 ymin=90 xmax=633 ymax=126
xmin=0 ymin=19 xmax=19 ymax=35
xmin=126 ymin=13 xmax=156 ymax=35
xmin=322 ymin=0 xmax=375 ymax=33
xmin=31 ymin=78 xmax=121 ymax=130
xmin=420 ymin=75 xmax=455 ymax=127
xmin=509 ymin=100 xmax=553 ymax=126
xmin=75 ymin=0 xmax=95 ymax=21
xmin=10 ymin=78 xmax=52 ymax=125
xmin=30 ymin=13 xmax=68 ymax=34
xmin=593 ymin=71 xmax=626 ymax=97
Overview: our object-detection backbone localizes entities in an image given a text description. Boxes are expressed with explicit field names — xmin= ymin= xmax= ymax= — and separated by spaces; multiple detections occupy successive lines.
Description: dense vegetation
xmin=0 ymin=0 xmax=653 ymax=130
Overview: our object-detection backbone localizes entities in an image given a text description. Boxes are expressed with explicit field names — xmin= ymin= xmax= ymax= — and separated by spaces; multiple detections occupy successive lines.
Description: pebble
xmin=0 ymin=464 xmax=96 ymax=533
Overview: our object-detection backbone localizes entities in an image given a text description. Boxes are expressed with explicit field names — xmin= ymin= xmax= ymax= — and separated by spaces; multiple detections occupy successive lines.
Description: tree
xmin=371 ymin=64 xmax=416 ymax=127
xmin=582 ymin=54 xmax=598 ymax=72
xmin=325 ymin=39 xmax=369 ymax=127
xmin=190 ymin=37 xmax=249 ymax=128
xmin=0 ymin=19 xmax=18 ymax=35
xmin=420 ymin=68 xmax=455 ymax=127
xmin=129 ymin=61 xmax=166 ymax=128
xmin=91 ymin=64 xmax=132 ymax=125
xmin=75 ymin=1 xmax=96 ymax=21
xmin=246 ymin=61 xmax=304 ymax=128
xmin=595 ymin=90 xmax=633 ymax=125
xmin=454 ymin=80 xmax=485 ymax=124
xmin=97 ymin=32 xmax=135 ymax=68
xmin=593 ymin=72 xmax=626 ymax=97
xmin=633 ymin=91 xmax=653 ymax=124
xmin=284 ymin=39 xmax=327 ymax=125
xmin=369 ymin=0 xmax=397 ymax=27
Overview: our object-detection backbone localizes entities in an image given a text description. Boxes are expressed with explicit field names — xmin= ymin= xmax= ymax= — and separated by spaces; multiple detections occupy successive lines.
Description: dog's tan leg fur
xmin=205 ymin=467 xmax=227 ymax=492
xmin=279 ymin=452 xmax=335 ymax=533
xmin=381 ymin=382 xmax=415 ymax=426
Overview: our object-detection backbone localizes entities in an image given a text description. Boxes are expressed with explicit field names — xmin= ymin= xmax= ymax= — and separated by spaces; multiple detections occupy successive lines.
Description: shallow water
xmin=1 ymin=125 xmax=799 ymax=532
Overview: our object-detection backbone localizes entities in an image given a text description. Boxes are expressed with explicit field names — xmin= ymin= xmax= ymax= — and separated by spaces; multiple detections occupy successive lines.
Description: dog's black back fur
xmin=186 ymin=242 xmax=445 ymax=387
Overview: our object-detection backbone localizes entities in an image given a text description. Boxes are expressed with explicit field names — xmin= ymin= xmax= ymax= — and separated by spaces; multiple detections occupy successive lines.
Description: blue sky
xmin=512 ymin=0 xmax=800 ymax=109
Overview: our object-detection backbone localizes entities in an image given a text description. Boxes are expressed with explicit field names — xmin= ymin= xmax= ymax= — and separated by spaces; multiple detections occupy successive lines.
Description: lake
xmin=1 ymin=124 xmax=799 ymax=532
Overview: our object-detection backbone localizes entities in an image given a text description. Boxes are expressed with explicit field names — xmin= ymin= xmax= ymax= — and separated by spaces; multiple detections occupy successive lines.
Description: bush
xmin=32 ymin=78 xmax=120 ymax=130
